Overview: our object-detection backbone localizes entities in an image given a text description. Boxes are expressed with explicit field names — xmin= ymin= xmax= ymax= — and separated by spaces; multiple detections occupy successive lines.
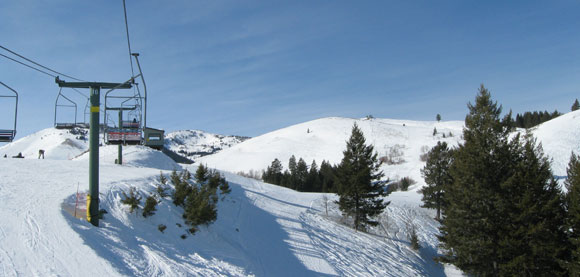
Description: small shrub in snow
xmin=380 ymin=144 xmax=406 ymax=165
xmin=419 ymin=145 xmax=430 ymax=162
xmin=389 ymin=177 xmax=416 ymax=192
xmin=409 ymin=225 xmax=420 ymax=251
xmin=158 ymin=224 xmax=167 ymax=233
xmin=236 ymin=169 xmax=261 ymax=180
xmin=142 ymin=195 xmax=158 ymax=217
xmin=433 ymin=127 xmax=437 ymax=136
xmin=180 ymin=234 xmax=187 ymax=239
xmin=121 ymin=187 xmax=142 ymax=214
xmin=399 ymin=177 xmax=416 ymax=191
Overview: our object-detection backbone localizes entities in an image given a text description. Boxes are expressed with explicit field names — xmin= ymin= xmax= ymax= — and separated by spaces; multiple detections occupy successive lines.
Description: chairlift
xmin=104 ymin=81 xmax=143 ymax=145
xmin=0 ymin=81 xmax=18 ymax=142
xmin=54 ymin=87 xmax=78 ymax=129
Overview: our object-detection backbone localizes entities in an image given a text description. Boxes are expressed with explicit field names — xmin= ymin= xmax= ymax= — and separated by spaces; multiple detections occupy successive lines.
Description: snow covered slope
xmin=199 ymin=117 xmax=464 ymax=186
xmin=0 ymin=127 xmax=89 ymax=160
xmin=530 ymin=110 xmax=580 ymax=178
xmin=165 ymin=130 xmax=249 ymax=161
xmin=0 ymin=154 xmax=447 ymax=276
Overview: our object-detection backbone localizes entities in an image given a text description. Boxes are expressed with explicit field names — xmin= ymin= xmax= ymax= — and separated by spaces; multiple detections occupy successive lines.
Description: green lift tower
xmin=56 ymin=77 xmax=133 ymax=226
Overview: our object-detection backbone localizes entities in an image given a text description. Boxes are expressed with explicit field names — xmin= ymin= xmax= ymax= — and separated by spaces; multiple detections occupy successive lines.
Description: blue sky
xmin=0 ymin=0 xmax=578 ymax=138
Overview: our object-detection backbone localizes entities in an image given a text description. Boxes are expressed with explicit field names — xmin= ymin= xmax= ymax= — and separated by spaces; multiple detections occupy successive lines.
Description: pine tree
xmin=572 ymin=99 xmax=580 ymax=111
xmin=195 ymin=164 xmax=208 ymax=184
xmin=263 ymin=158 xmax=283 ymax=185
xmin=420 ymin=141 xmax=453 ymax=221
xmin=336 ymin=123 xmax=388 ymax=231
xmin=142 ymin=195 xmax=158 ymax=217
xmin=172 ymin=169 xmax=191 ymax=207
xmin=497 ymin=136 xmax=567 ymax=275
xmin=295 ymin=158 xmax=308 ymax=191
xmin=565 ymin=153 xmax=580 ymax=274
xmin=436 ymin=113 xmax=442 ymax=122
xmin=307 ymin=160 xmax=322 ymax=192
xmin=320 ymin=160 xmax=336 ymax=192
xmin=121 ymin=187 xmax=142 ymax=214
xmin=288 ymin=155 xmax=297 ymax=189
xmin=440 ymin=85 xmax=567 ymax=275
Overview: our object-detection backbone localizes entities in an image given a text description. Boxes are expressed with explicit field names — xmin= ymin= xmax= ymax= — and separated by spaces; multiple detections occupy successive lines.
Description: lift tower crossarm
xmin=55 ymin=76 xmax=132 ymax=227
xmin=55 ymin=76 xmax=133 ymax=89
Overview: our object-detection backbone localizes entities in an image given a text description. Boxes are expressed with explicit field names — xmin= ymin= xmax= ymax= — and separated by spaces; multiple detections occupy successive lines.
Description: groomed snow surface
xmin=2 ymin=112 xmax=577 ymax=276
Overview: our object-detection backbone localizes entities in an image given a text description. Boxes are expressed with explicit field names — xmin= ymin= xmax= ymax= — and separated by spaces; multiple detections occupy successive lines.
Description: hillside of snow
xmin=0 ymin=142 xmax=450 ymax=276
xmin=0 ymin=127 xmax=89 ymax=160
xmin=199 ymin=117 xmax=465 ymax=193
xmin=529 ymin=110 xmax=580 ymax=178
xmin=2 ymin=112 xmax=576 ymax=276
xmin=165 ymin=130 xmax=250 ymax=162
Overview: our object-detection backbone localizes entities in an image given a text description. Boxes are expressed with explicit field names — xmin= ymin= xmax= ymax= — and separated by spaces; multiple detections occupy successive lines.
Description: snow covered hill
xmin=1 ymin=112 xmax=577 ymax=276
xmin=199 ymin=117 xmax=464 ymax=190
xmin=529 ymin=110 xmax=580 ymax=179
xmin=165 ymin=130 xmax=250 ymax=162
xmin=0 ymin=142 xmax=449 ymax=276
xmin=0 ymin=127 xmax=89 ymax=160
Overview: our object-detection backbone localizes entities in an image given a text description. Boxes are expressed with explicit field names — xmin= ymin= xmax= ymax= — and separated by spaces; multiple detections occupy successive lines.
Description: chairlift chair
xmin=0 ymin=81 xmax=18 ymax=142
xmin=54 ymin=88 xmax=78 ymax=129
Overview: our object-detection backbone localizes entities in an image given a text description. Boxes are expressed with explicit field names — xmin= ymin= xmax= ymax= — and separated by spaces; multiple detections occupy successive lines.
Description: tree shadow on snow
xmin=61 ymin=182 xmax=327 ymax=276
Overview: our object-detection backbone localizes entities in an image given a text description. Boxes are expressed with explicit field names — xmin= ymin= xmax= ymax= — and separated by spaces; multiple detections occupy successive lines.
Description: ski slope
xmin=1 ymin=112 xmax=576 ymax=276
xmin=0 ymin=153 xmax=447 ymax=276
xmin=0 ymin=122 xmax=455 ymax=276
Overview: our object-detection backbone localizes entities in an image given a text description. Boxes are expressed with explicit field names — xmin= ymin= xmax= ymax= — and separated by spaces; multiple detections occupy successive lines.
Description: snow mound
xmin=0 ymin=127 xmax=89 ymax=160
xmin=74 ymin=145 xmax=182 ymax=171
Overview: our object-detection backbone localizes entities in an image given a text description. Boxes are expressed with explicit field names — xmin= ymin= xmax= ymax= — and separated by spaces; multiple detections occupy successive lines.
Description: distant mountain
xmin=164 ymin=130 xmax=250 ymax=162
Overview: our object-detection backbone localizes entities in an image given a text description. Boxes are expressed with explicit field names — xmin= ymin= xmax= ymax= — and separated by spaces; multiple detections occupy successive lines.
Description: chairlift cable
xmin=122 ymin=0 xmax=135 ymax=77
xmin=0 ymin=52 xmax=57 ymax=78
xmin=0 ymin=45 xmax=86 ymax=82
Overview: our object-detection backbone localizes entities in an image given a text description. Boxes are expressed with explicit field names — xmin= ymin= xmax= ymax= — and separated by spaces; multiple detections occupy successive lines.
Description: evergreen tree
xmin=420 ymin=141 xmax=453 ymax=221
xmin=195 ymin=164 xmax=208 ymax=184
xmin=263 ymin=158 xmax=283 ymax=185
xmin=433 ymin=127 xmax=437 ymax=136
xmin=573 ymin=99 xmax=580 ymax=111
xmin=335 ymin=123 xmax=388 ymax=231
xmin=288 ymin=155 xmax=298 ymax=189
xmin=121 ymin=187 xmax=142 ymax=214
xmin=295 ymin=158 xmax=308 ymax=191
xmin=565 ymin=153 xmax=580 ymax=274
xmin=320 ymin=160 xmax=336 ymax=192
xmin=172 ymin=169 xmax=191 ymax=207
xmin=436 ymin=113 xmax=442 ymax=122
xmin=182 ymin=185 xmax=217 ymax=234
xmin=142 ymin=195 xmax=158 ymax=217
xmin=440 ymin=85 xmax=567 ymax=275
xmin=307 ymin=160 xmax=322 ymax=192
xmin=496 ymin=136 xmax=567 ymax=275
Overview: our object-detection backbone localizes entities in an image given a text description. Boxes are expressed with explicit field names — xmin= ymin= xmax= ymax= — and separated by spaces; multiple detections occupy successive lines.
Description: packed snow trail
xmin=0 ymin=159 xmax=137 ymax=276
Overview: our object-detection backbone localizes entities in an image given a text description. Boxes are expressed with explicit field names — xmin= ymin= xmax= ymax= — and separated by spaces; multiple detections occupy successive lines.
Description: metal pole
xmin=132 ymin=53 xmax=147 ymax=128
xmin=118 ymin=110 xmax=123 ymax=165
xmin=88 ymin=86 xmax=100 ymax=226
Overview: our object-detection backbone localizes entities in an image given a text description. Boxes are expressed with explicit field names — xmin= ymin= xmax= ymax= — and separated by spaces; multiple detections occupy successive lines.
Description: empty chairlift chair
xmin=0 ymin=81 xmax=18 ymax=143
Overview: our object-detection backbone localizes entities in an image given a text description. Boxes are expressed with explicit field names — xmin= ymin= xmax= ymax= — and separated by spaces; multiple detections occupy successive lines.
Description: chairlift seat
xmin=0 ymin=129 xmax=15 ymax=142
xmin=107 ymin=128 xmax=142 ymax=145
xmin=121 ymin=121 xmax=140 ymax=129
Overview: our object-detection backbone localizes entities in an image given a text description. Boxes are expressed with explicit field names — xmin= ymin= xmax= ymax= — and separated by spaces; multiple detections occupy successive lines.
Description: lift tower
xmin=56 ymin=77 xmax=132 ymax=226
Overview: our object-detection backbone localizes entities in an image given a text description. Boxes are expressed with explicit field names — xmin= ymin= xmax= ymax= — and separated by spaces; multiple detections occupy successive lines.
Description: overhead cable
xmin=122 ymin=0 xmax=135 ymax=77
xmin=0 ymin=52 xmax=57 ymax=78
xmin=0 ymin=44 xmax=86 ymax=82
